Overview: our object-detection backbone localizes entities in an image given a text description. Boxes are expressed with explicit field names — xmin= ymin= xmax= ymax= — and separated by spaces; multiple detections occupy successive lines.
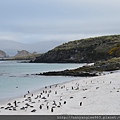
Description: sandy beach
xmin=0 ymin=71 xmax=120 ymax=115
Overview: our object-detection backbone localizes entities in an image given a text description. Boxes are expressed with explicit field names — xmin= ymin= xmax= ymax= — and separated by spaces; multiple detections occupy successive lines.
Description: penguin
xmin=39 ymin=105 xmax=42 ymax=109
xmin=47 ymin=94 xmax=49 ymax=97
xmin=64 ymin=101 xmax=66 ymax=104
xmin=31 ymin=109 xmax=36 ymax=112
xmin=59 ymin=102 xmax=61 ymax=106
xmin=51 ymin=107 xmax=54 ymax=112
xmin=14 ymin=101 xmax=17 ymax=107
xmin=80 ymin=102 xmax=82 ymax=106
xmin=55 ymin=91 xmax=57 ymax=94
xmin=72 ymin=86 xmax=74 ymax=90
xmin=47 ymin=105 xmax=49 ymax=110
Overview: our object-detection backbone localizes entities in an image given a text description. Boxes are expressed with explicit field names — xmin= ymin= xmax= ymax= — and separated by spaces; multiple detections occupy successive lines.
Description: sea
xmin=0 ymin=60 xmax=86 ymax=102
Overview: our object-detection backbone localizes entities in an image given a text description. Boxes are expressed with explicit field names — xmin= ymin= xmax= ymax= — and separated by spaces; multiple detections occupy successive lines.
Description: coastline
xmin=0 ymin=71 xmax=120 ymax=115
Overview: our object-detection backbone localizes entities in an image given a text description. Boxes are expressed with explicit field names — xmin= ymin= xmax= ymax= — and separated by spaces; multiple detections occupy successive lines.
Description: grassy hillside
xmin=32 ymin=35 xmax=120 ymax=63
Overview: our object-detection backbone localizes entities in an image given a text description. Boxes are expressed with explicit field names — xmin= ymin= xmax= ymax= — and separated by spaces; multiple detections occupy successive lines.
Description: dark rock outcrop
xmin=37 ymin=71 xmax=98 ymax=77
xmin=34 ymin=57 xmax=120 ymax=77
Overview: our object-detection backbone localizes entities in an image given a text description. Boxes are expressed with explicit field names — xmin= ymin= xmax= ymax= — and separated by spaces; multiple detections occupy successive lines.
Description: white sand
xmin=0 ymin=71 xmax=120 ymax=115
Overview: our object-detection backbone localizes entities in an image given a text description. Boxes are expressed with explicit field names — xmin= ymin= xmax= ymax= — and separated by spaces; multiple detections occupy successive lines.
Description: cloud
xmin=0 ymin=0 xmax=120 ymax=43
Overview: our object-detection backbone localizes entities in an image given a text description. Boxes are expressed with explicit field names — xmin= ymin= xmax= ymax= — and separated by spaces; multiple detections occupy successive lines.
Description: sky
xmin=0 ymin=0 xmax=120 ymax=44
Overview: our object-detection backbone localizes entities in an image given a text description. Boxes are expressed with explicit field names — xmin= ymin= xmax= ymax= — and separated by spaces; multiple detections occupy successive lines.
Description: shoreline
xmin=0 ymin=74 xmax=83 ymax=103
xmin=0 ymin=77 xmax=82 ymax=106
xmin=0 ymin=71 xmax=120 ymax=115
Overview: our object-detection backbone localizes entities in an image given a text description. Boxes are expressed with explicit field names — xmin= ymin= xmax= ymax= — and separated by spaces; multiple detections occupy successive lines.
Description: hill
xmin=32 ymin=35 xmax=120 ymax=63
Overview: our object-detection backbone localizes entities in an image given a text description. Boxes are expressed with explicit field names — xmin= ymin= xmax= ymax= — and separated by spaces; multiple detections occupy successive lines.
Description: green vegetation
xmin=108 ymin=45 xmax=120 ymax=57
xmin=33 ymin=34 xmax=120 ymax=63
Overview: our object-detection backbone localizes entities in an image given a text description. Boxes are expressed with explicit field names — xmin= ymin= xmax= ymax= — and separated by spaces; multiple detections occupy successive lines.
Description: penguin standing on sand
xmin=51 ymin=107 xmax=54 ymax=112
xmin=64 ymin=101 xmax=66 ymax=104
xmin=47 ymin=105 xmax=49 ymax=110
xmin=14 ymin=101 xmax=17 ymax=107
xmin=80 ymin=102 xmax=82 ymax=106
xmin=47 ymin=94 xmax=49 ymax=97
xmin=59 ymin=102 xmax=61 ymax=106
xmin=39 ymin=105 xmax=42 ymax=109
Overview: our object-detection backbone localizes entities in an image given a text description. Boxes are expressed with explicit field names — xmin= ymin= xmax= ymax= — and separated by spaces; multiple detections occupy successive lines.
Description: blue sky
xmin=0 ymin=0 xmax=120 ymax=43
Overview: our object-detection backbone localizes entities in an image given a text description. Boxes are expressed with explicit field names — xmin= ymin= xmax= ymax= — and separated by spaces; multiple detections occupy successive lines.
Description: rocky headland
xmin=0 ymin=50 xmax=7 ymax=58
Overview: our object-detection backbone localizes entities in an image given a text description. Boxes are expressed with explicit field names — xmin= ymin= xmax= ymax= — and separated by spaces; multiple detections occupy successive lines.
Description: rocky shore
xmin=34 ymin=57 xmax=120 ymax=77
xmin=36 ymin=70 xmax=99 ymax=77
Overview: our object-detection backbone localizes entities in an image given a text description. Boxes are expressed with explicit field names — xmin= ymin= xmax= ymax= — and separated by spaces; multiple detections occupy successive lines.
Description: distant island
xmin=0 ymin=50 xmax=7 ymax=58
xmin=11 ymin=50 xmax=40 ymax=60
xmin=0 ymin=50 xmax=40 ymax=61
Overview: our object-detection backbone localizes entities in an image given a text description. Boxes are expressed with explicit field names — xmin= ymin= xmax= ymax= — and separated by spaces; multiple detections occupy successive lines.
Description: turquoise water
xmin=0 ymin=61 xmax=85 ymax=101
